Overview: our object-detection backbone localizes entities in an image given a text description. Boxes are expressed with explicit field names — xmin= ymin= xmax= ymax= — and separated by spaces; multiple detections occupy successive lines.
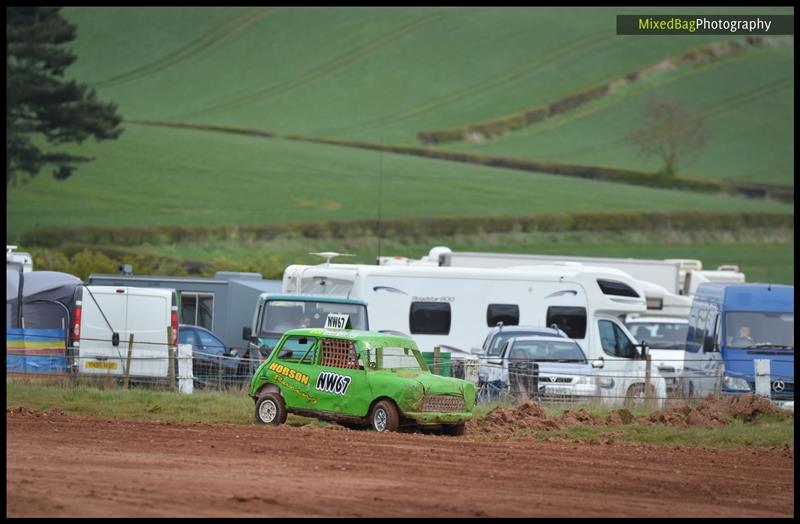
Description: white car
xmin=625 ymin=316 xmax=689 ymax=397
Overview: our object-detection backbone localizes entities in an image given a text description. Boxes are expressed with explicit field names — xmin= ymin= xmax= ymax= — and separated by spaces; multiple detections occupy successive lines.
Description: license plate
xmin=544 ymin=385 xmax=572 ymax=396
xmin=85 ymin=360 xmax=117 ymax=370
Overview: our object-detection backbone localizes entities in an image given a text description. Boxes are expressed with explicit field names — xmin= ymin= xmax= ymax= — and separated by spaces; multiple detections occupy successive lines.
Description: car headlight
xmin=723 ymin=375 xmax=751 ymax=392
xmin=598 ymin=377 xmax=615 ymax=389
xmin=574 ymin=375 xmax=594 ymax=385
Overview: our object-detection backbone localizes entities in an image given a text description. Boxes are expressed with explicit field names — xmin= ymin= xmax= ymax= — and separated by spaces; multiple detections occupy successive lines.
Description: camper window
xmin=597 ymin=279 xmax=640 ymax=298
xmin=409 ymin=302 xmax=451 ymax=335
xmin=546 ymin=306 xmax=587 ymax=339
xmin=486 ymin=304 xmax=520 ymax=327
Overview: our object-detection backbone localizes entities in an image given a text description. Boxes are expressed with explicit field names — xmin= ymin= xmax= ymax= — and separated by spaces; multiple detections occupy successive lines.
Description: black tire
xmin=255 ymin=392 xmax=287 ymax=425
xmin=441 ymin=422 xmax=466 ymax=437
xmin=369 ymin=399 xmax=399 ymax=432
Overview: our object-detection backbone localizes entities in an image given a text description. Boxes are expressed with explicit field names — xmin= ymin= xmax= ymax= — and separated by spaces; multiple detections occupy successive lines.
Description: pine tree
xmin=6 ymin=6 xmax=123 ymax=187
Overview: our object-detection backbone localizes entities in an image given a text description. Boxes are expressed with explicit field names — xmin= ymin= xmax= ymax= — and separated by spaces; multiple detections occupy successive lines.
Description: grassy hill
xmin=6 ymin=7 xmax=794 ymax=283
xmin=6 ymin=124 xmax=793 ymax=238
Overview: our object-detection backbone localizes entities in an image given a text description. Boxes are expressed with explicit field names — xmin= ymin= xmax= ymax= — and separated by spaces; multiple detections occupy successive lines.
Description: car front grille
xmin=538 ymin=376 xmax=573 ymax=384
xmin=420 ymin=395 xmax=466 ymax=412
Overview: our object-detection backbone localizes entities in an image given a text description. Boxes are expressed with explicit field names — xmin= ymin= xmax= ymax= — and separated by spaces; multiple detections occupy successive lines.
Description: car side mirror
xmin=112 ymin=332 xmax=120 ymax=347
xmin=470 ymin=346 xmax=483 ymax=355
xmin=242 ymin=326 xmax=252 ymax=341
xmin=592 ymin=358 xmax=604 ymax=369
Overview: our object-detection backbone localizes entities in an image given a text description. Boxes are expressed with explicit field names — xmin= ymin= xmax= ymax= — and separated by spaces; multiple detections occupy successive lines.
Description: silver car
xmin=478 ymin=335 xmax=598 ymax=403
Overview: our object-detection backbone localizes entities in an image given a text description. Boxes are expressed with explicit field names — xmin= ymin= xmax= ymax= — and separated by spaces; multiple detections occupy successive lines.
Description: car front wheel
xmin=255 ymin=392 xmax=287 ymax=425
xmin=369 ymin=400 xmax=399 ymax=432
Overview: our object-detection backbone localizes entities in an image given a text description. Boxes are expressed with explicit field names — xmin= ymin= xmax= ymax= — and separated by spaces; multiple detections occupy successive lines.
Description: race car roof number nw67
xmin=325 ymin=313 xmax=351 ymax=330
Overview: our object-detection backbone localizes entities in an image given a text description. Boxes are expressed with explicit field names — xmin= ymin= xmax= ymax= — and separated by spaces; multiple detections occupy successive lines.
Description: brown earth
xmin=6 ymin=406 xmax=794 ymax=517
xmin=471 ymin=394 xmax=787 ymax=435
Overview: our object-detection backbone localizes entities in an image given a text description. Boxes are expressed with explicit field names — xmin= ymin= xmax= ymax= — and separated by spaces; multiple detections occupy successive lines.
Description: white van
xmin=282 ymin=262 xmax=668 ymax=407
xmin=71 ymin=286 xmax=179 ymax=379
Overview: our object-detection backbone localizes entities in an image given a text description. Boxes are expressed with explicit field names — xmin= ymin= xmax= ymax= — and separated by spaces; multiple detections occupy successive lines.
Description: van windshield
xmin=260 ymin=300 xmax=367 ymax=336
xmin=725 ymin=312 xmax=794 ymax=350
xmin=627 ymin=322 xmax=688 ymax=349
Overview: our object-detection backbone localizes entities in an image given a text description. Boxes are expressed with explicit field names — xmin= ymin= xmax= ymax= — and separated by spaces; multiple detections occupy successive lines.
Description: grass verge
xmin=7 ymin=378 xmax=793 ymax=447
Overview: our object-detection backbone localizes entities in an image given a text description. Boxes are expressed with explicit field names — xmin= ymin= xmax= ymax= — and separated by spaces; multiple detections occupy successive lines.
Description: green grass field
xmin=452 ymin=44 xmax=794 ymax=185
xmin=50 ymin=7 xmax=791 ymax=183
xmin=6 ymin=125 xmax=793 ymax=240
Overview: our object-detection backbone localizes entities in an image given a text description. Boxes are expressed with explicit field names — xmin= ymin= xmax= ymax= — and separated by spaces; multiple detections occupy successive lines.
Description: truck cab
xmin=242 ymin=293 xmax=369 ymax=372
xmin=681 ymin=283 xmax=794 ymax=409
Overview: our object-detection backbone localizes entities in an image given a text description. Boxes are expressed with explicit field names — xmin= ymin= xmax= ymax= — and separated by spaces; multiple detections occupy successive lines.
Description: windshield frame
xmin=363 ymin=344 xmax=428 ymax=372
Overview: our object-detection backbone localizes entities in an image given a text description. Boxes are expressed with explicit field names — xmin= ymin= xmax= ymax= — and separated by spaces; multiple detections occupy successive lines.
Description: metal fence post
xmin=123 ymin=333 xmax=135 ymax=389
xmin=644 ymin=352 xmax=653 ymax=409
xmin=714 ymin=362 xmax=725 ymax=398
xmin=433 ymin=346 xmax=440 ymax=375
xmin=167 ymin=327 xmax=176 ymax=391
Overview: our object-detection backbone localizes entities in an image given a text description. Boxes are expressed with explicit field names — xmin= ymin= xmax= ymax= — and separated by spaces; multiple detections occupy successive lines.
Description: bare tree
xmin=626 ymin=97 xmax=713 ymax=176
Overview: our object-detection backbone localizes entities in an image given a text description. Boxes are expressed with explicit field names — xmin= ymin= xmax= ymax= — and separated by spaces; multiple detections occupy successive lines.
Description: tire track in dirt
xmin=180 ymin=13 xmax=450 ymax=120
xmin=95 ymin=7 xmax=276 ymax=89
xmin=6 ymin=410 xmax=794 ymax=517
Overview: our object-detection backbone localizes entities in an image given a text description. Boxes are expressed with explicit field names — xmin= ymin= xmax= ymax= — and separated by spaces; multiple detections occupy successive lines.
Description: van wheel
xmin=369 ymin=400 xmax=399 ymax=432
xmin=255 ymin=393 xmax=287 ymax=425
xmin=441 ymin=422 xmax=466 ymax=437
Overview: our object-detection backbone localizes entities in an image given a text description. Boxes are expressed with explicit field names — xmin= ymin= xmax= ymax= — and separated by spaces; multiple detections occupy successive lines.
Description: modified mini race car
xmin=248 ymin=326 xmax=475 ymax=435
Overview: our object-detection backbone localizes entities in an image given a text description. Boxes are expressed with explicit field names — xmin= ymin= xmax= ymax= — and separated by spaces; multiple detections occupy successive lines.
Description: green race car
xmin=248 ymin=328 xmax=475 ymax=435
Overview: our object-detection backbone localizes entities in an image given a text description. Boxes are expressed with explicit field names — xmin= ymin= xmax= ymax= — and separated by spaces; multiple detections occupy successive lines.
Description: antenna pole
xmin=377 ymin=148 xmax=384 ymax=263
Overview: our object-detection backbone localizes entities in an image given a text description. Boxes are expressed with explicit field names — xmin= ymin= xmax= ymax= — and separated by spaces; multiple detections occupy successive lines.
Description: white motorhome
xmin=72 ymin=286 xmax=179 ymax=379
xmin=282 ymin=262 xmax=667 ymax=407
xmin=379 ymin=248 xmax=693 ymax=318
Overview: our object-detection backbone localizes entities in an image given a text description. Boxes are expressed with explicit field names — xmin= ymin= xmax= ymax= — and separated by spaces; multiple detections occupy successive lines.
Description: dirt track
xmin=6 ymin=409 xmax=794 ymax=517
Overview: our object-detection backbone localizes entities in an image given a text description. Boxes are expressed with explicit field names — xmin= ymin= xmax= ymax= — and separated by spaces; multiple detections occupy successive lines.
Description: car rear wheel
xmin=369 ymin=400 xmax=399 ymax=432
xmin=255 ymin=392 xmax=287 ymax=425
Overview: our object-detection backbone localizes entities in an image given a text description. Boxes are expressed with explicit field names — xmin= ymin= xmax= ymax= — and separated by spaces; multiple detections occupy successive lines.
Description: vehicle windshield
xmin=627 ymin=322 xmax=688 ymax=349
xmin=260 ymin=300 xmax=366 ymax=337
xmin=374 ymin=346 xmax=426 ymax=371
xmin=508 ymin=340 xmax=587 ymax=363
xmin=488 ymin=331 xmax=556 ymax=356
xmin=725 ymin=311 xmax=794 ymax=350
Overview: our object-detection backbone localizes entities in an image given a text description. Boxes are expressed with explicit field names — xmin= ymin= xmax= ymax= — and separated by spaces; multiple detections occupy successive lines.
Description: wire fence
xmin=6 ymin=331 xmax=793 ymax=408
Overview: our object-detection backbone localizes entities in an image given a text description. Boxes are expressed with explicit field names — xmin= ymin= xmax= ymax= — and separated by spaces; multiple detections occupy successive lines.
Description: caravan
xmin=283 ymin=262 xmax=668 ymax=407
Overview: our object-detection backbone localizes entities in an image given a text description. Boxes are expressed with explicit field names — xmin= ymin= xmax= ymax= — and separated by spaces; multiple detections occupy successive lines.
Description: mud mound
xmin=558 ymin=408 xmax=604 ymax=427
xmin=470 ymin=394 xmax=789 ymax=437
xmin=470 ymin=400 xmax=559 ymax=435
xmin=644 ymin=394 xmax=786 ymax=428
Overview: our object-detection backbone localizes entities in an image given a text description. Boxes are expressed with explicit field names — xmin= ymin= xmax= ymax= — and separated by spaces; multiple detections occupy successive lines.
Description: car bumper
xmin=403 ymin=411 xmax=473 ymax=425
